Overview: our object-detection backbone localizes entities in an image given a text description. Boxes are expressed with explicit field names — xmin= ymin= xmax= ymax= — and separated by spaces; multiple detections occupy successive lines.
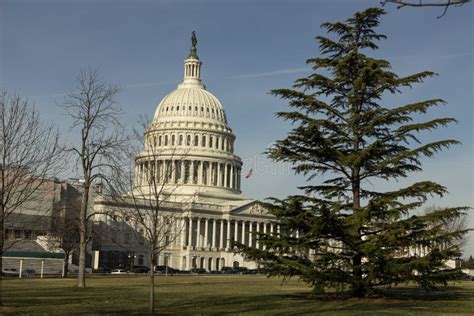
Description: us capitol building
xmin=92 ymin=34 xmax=275 ymax=271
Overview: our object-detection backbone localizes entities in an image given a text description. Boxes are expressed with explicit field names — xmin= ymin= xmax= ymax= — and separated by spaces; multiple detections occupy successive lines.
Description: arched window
xmin=221 ymin=138 xmax=225 ymax=150
xmin=202 ymin=135 xmax=206 ymax=147
xmin=164 ymin=135 xmax=168 ymax=146
xmin=194 ymin=135 xmax=199 ymax=146
xmin=171 ymin=135 xmax=175 ymax=146
xmin=215 ymin=137 xmax=219 ymax=149
xmin=179 ymin=135 xmax=183 ymax=146
xmin=158 ymin=136 xmax=162 ymax=146
xmin=177 ymin=106 xmax=179 ymax=111
xmin=187 ymin=135 xmax=191 ymax=146
xmin=209 ymin=136 xmax=213 ymax=148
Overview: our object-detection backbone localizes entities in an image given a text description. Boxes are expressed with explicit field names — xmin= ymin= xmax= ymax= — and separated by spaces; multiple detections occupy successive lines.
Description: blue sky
xmin=1 ymin=0 xmax=473 ymax=253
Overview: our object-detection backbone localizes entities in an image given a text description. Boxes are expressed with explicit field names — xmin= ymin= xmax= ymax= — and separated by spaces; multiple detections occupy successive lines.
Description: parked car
xmin=111 ymin=269 xmax=128 ymax=274
xmin=22 ymin=269 xmax=36 ymax=278
xmin=155 ymin=265 xmax=175 ymax=274
xmin=236 ymin=267 xmax=249 ymax=275
xmin=92 ymin=268 xmax=111 ymax=274
xmin=132 ymin=266 xmax=150 ymax=274
xmin=191 ymin=268 xmax=207 ymax=274
xmin=461 ymin=273 xmax=474 ymax=281
xmin=2 ymin=268 xmax=19 ymax=277
xmin=221 ymin=267 xmax=238 ymax=274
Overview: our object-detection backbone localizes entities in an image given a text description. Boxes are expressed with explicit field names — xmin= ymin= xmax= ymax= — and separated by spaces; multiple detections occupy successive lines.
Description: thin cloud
xmin=229 ymin=67 xmax=309 ymax=79
xmin=125 ymin=80 xmax=177 ymax=89
xmin=384 ymin=52 xmax=473 ymax=61
xmin=229 ymin=52 xmax=472 ymax=80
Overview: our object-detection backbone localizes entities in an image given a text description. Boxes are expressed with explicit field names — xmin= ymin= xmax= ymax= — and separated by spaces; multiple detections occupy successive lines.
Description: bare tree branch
xmin=60 ymin=68 xmax=128 ymax=288
xmin=381 ymin=0 xmax=471 ymax=18
xmin=0 ymin=90 xmax=65 ymax=306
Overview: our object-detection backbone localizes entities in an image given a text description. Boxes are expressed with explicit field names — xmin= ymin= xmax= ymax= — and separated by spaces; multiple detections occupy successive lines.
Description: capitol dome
xmin=134 ymin=37 xmax=242 ymax=198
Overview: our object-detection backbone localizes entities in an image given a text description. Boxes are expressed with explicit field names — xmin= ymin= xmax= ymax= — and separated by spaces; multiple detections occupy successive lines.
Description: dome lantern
xmin=181 ymin=31 xmax=203 ymax=88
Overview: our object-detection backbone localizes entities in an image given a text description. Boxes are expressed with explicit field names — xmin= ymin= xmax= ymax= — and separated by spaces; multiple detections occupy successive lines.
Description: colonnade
xmin=147 ymin=131 xmax=233 ymax=153
xmin=136 ymin=159 xmax=241 ymax=190
xmin=180 ymin=217 xmax=277 ymax=250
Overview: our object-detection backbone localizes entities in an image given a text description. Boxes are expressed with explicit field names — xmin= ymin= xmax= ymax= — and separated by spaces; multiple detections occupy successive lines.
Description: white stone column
xmin=217 ymin=163 xmax=222 ymax=187
xmin=230 ymin=166 xmax=234 ymax=189
xmin=242 ymin=221 xmax=246 ymax=246
xmin=237 ymin=168 xmax=242 ymax=190
xmin=224 ymin=164 xmax=228 ymax=188
xmin=169 ymin=160 xmax=174 ymax=183
xmin=230 ymin=166 xmax=236 ymax=189
xmin=249 ymin=222 xmax=253 ymax=248
xmin=219 ymin=220 xmax=224 ymax=250
xmin=212 ymin=219 xmax=217 ymax=249
xmin=263 ymin=223 xmax=267 ymax=250
xmin=188 ymin=217 xmax=193 ymax=247
xmin=207 ymin=162 xmax=212 ymax=186
xmin=198 ymin=161 xmax=203 ymax=185
xmin=226 ymin=220 xmax=230 ymax=250
xmin=256 ymin=222 xmax=260 ymax=249
xmin=181 ymin=160 xmax=186 ymax=183
xmin=204 ymin=218 xmax=209 ymax=249
xmin=234 ymin=220 xmax=238 ymax=245
xmin=270 ymin=223 xmax=274 ymax=236
xmin=196 ymin=217 xmax=201 ymax=248
xmin=210 ymin=162 xmax=214 ymax=186
xmin=180 ymin=218 xmax=186 ymax=249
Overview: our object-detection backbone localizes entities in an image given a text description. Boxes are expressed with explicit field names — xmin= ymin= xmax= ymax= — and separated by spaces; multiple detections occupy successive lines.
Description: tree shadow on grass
xmin=153 ymin=283 xmax=474 ymax=315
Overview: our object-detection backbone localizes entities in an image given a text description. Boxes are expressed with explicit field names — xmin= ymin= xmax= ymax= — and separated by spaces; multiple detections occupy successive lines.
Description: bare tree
xmin=381 ymin=0 xmax=471 ymax=18
xmin=110 ymin=117 xmax=189 ymax=315
xmin=0 ymin=91 xmax=63 ymax=306
xmin=61 ymin=68 xmax=128 ymax=288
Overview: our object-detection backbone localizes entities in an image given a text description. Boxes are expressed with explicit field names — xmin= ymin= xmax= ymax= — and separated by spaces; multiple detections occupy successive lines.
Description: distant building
xmin=2 ymin=177 xmax=83 ymax=273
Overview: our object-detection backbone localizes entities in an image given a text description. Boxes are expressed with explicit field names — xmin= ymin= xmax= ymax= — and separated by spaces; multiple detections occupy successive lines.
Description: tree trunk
xmin=63 ymin=252 xmax=70 ymax=278
xmin=77 ymin=186 xmax=89 ymax=288
xmin=1 ymin=193 xmax=4 ymax=306
xmin=0 ymin=228 xmax=3 ymax=307
xmin=148 ymin=250 xmax=156 ymax=315
xmin=351 ymin=133 xmax=366 ymax=296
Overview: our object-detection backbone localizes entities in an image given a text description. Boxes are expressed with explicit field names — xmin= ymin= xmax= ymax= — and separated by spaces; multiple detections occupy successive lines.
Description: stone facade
xmin=91 ymin=38 xmax=274 ymax=271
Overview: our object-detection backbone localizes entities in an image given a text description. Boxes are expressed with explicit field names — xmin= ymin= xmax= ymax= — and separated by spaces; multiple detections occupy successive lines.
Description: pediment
xmin=229 ymin=200 xmax=270 ymax=217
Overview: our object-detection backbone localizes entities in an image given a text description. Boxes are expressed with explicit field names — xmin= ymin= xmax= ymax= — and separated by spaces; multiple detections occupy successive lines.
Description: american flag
xmin=245 ymin=168 xmax=253 ymax=178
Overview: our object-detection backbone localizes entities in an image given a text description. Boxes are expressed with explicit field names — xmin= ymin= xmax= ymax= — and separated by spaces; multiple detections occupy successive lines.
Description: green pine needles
xmin=238 ymin=8 xmax=470 ymax=297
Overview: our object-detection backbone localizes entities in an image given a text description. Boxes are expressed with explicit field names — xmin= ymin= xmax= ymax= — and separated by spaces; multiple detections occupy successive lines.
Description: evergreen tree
xmin=239 ymin=8 xmax=470 ymax=297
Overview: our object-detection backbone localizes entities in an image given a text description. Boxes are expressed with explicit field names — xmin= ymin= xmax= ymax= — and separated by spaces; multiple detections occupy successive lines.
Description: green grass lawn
xmin=2 ymin=275 xmax=474 ymax=315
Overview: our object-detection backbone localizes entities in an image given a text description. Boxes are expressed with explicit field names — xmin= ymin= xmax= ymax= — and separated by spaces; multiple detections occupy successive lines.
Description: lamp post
xmin=164 ymin=253 xmax=171 ymax=276
xmin=128 ymin=252 xmax=136 ymax=272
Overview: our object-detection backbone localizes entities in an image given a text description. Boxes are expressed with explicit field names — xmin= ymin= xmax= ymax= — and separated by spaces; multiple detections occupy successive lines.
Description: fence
xmin=2 ymin=251 xmax=68 ymax=278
